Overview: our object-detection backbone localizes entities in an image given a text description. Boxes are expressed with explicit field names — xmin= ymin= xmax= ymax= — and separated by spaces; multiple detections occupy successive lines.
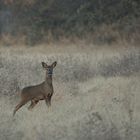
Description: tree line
xmin=0 ymin=0 xmax=140 ymax=44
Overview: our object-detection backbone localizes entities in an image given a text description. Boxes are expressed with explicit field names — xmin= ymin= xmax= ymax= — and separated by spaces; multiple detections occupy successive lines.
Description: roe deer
xmin=13 ymin=61 xmax=57 ymax=116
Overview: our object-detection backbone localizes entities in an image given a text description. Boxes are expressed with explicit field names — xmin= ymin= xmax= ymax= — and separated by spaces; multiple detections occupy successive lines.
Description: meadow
xmin=0 ymin=44 xmax=140 ymax=140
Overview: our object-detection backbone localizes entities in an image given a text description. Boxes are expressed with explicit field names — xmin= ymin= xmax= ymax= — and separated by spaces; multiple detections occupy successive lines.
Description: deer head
xmin=42 ymin=61 xmax=57 ymax=76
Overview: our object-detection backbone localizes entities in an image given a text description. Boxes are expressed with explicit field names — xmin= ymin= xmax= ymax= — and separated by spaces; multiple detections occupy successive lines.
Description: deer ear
xmin=42 ymin=62 xmax=47 ymax=68
xmin=52 ymin=61 xmax=57 ymax=68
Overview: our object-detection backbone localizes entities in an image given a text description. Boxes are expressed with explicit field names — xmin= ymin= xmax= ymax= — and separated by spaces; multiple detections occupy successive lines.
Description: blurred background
xmin=0 ymin=0 xmax=140 ymax=46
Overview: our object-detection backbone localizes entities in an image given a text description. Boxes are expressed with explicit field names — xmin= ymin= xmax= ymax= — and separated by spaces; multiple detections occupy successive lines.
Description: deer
xmin=13 ymin=61 xmax=57 ymax=116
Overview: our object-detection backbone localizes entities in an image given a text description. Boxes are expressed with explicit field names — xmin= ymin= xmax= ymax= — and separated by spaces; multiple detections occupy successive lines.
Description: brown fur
xmin=13 ymin=61 xmax=57 ymax=116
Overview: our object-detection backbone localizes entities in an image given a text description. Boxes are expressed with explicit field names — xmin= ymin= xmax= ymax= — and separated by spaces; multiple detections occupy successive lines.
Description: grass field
xmin=0 ymin=44 xmax=140 ymax=140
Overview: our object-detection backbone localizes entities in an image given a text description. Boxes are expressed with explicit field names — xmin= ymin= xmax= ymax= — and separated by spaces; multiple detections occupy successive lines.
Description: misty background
xmin=0 ymin=0 xmax=140 ymax=45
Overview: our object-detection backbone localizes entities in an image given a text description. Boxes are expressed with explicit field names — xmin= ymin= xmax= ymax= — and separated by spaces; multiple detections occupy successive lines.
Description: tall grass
xmin=0 ymin=24 xmax=140 ymax=46
xmin=0 ymin=46 xmax=139 ymax=140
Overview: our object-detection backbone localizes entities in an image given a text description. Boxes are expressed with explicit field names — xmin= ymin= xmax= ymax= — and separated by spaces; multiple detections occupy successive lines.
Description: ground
xmin=0 ymin=44 xmax=139 ymax=140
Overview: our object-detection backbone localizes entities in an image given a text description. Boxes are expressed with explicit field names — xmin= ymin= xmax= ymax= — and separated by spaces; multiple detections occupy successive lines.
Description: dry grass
xmin=0 ymin=44 xmax=140 ymax=140
xmin=0 ymin=23 xmax=140 ymax=47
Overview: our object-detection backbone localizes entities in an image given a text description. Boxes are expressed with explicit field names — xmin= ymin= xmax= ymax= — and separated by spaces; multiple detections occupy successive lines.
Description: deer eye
xmin=47 ymin=68 xmax=51 ymax=71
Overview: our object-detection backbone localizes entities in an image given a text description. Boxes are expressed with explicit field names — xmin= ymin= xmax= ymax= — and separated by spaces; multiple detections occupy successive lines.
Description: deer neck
xmin=45 ymin=74 xmax=53 ymax=86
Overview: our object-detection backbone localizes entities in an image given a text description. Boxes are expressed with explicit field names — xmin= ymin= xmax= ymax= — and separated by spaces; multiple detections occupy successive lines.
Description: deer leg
xmin=48 ymin=96 xmax=52 ymax=106
xmin=48 ymin=94 xmax=52 ymax=106
xmin=28 ymin=100 xmax=39 ymax=110
xmin=28 ymin=100 xmax=34 ymax=110
xmin=44 ymin=96 xmax=49 ymax=107
xmin=13 ymin=100 xmax=27 ymax=116
xmin=44 ymin=95 xmax=52 ymax=107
